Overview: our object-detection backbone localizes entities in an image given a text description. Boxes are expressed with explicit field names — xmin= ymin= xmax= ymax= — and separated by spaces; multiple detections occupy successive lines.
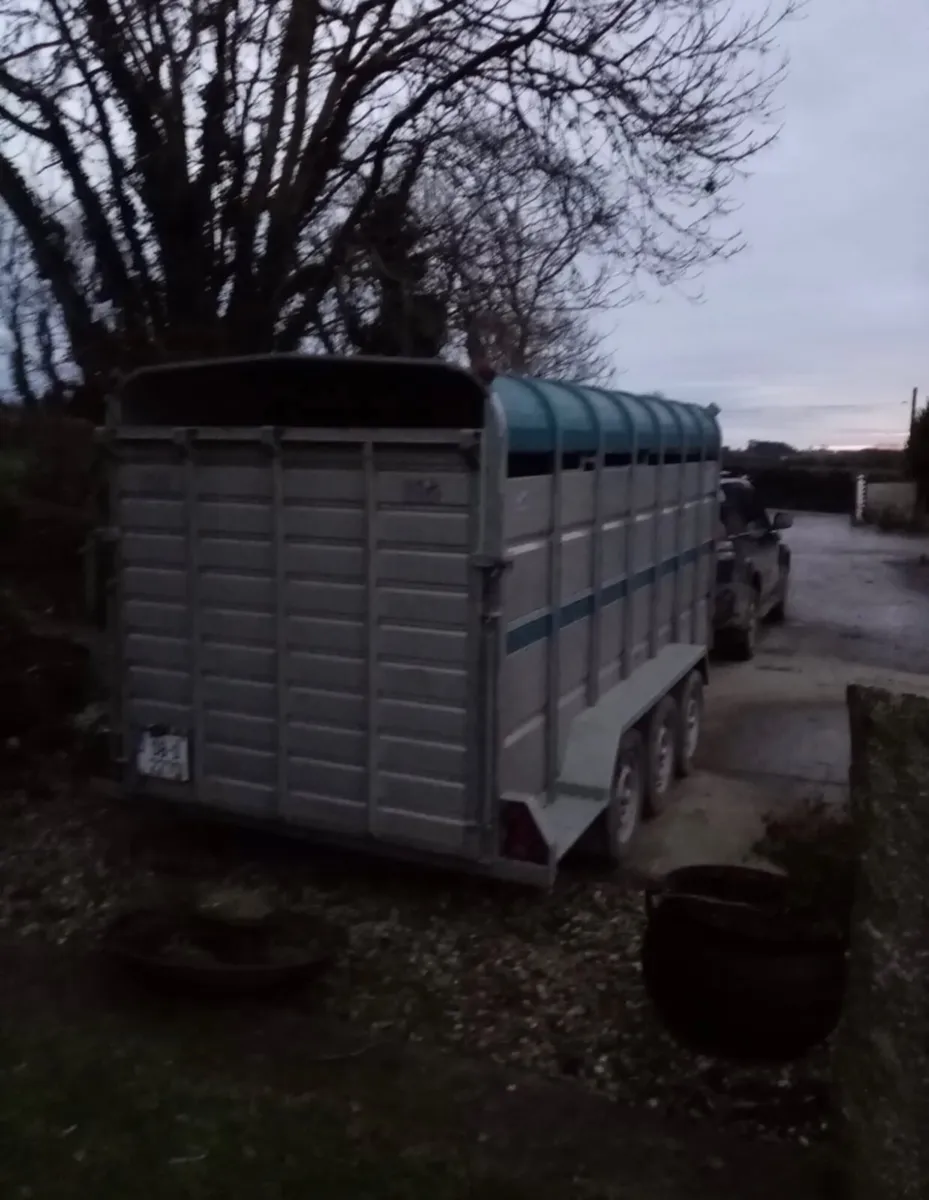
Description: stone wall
xmin=834 ymin=685 xmax=929 ymax=1199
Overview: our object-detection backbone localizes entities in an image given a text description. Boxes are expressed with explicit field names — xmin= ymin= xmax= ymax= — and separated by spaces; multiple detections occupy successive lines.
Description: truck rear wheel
xmin=768 ymin=568 xmax=789 ymax=623
xmin=728 ymin=586 xmax=760 ymax=661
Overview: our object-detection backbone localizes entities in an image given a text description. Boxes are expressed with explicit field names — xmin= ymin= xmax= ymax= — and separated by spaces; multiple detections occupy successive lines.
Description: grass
xmin=0 ymin=990 xmax=830 ymax=1200
xmin=0 ymin=1017 xmax=532 ymax=1200
xmin=0 ymin=937 xmax=830 ymax=1200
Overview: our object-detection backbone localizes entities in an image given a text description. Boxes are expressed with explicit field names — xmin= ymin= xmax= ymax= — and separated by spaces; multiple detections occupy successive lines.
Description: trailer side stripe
xmin=505 ymin=538 xmax=715 ymax=656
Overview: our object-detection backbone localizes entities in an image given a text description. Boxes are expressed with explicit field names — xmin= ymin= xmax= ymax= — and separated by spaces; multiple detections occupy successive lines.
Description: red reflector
xmin=500 ymin=802 xmax=549 ymax=865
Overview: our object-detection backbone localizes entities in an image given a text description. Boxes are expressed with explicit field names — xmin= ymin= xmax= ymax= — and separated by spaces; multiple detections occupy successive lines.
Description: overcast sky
xmin=614 ymin=0 xmax=928 ymax=449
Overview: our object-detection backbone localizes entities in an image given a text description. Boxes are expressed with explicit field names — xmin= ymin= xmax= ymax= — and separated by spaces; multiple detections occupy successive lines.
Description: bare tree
xmin=320 ymin=160 xmax=451 ymax=359
xmin=459 ymin=306 xmax=614 ymax=385
xmin=0 ymin=216 xmax=78 ymax=405
xmin=321 ymin=123 xmax=633 ymax=383
xmin=414 ymin=125 xmax=617 ymax=382
xmin=0 ymin=0 xmax=793 ymax=391
xmin=317 ymin=181 xmax=613 ymax=382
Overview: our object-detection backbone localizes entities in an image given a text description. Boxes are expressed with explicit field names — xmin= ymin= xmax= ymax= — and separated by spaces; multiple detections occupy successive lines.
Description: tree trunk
xmin=834 ymin=685 xmax=929 ymax=1199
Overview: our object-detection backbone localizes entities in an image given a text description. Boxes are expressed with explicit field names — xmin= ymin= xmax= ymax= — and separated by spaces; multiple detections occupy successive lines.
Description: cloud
xmin=609 ymin=0 xmax=929 ymax=449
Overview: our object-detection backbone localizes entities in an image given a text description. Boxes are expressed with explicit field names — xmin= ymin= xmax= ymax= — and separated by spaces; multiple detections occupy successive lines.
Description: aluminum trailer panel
xmin=105 ymin=355 xmax=720 ymax=884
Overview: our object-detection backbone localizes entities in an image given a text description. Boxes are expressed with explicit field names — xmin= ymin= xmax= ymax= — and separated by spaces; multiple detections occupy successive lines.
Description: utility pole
xmin=909 ymin=386 xmax=919 ymax=442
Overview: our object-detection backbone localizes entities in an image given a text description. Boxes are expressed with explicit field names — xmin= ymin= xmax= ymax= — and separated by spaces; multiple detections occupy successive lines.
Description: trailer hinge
xmin=472 ymin=554 xmax=511 ymax=579
xmin=473 ymin=554 xmax=512 ymax=623
xmin=458 ymin=433 xmax=481 ymax=471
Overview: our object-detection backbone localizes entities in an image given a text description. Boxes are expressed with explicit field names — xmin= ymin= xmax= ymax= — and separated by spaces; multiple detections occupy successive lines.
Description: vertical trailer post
xmin=562 ymin=383 xmax=605 ymax=707
xmin=261 ymin=426 xmax=289 ymax=818
xmin=693 ymin=431 xmax=708 ymax=640
xmin=646 ymin=408 xmax=664 ymax=661
xmin=476 ymin=401 xmax=508 ymax=861
xmin=651 ymin=399 xmax=687 ymax=644
xmin=591 ymin=388 xmax=637 ymax=683
xmin=362 ymin=439 xmax=380 ymax=837
xmin=178 ymin=427 xmax=204 ymax=793
xmin=530 ymin=386 xmax=564 ymax=806
xmin=101 ymin=418 xmax=129 ymax=778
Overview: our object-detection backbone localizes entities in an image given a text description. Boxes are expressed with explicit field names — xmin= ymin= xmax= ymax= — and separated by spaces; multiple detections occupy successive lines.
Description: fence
xmin=861 ymin=479 xmax=916 ymax=522
xmin=740 ymin=465 xmax=855 ymax=514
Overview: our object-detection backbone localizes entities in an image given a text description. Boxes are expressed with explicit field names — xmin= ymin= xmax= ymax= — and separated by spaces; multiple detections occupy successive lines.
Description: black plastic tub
xmin=641 ymin=865 xmax=849 ymax=1062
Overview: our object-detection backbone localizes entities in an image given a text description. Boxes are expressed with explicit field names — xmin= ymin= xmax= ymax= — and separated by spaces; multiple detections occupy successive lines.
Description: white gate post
xmin=852 ymin=474 xmax=867 ymax=524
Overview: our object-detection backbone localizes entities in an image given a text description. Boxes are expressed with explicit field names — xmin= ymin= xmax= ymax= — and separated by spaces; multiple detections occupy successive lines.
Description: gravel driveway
xmin=3 ymin=512 xmax=927 ymax=1150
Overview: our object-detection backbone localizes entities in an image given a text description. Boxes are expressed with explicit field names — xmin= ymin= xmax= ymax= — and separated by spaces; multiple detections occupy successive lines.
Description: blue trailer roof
xmin=491 ymin=375 xmax=720 ymax=458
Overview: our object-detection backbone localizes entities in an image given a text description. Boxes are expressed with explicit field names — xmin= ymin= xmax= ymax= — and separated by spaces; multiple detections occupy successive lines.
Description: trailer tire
xmin=608 ymin=730 xmax=646 ymax=859
xmin=645 ymin=695 xmax=679 ymax=815
xmin=675 ymin=671 xmax=704 ymax=778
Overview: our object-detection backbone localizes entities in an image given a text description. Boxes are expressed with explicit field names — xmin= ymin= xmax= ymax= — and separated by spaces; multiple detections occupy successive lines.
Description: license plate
xmin=136 ymin=729 xmax=190 ymax=783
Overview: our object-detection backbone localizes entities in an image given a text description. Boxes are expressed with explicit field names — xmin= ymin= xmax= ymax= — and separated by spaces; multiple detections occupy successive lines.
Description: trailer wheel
xmin=645 ymin=695 xmax=679 ymax=815
xmin=675 ymin=671 xmax=704 ymax=778
xmin=608 ymin=729 xmax=645 ymax=859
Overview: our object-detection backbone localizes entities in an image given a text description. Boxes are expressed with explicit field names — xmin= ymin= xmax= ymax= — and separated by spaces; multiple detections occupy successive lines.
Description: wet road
xmin=708 ymin=511 xmax=929 ymax=789
xmin=631 ymin=515 xmax=929 ymax=877
xmin=766 ymin=511 xmax=929 ymax=675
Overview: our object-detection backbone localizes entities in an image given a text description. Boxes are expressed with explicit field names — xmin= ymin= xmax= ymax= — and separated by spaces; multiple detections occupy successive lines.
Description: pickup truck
xmin=713 ymin=473 xmax=793 ymax=660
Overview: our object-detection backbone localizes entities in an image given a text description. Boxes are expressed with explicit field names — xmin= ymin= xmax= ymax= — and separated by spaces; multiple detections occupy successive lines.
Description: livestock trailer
xmin=103 ymin=355 xmax=721 ymax=885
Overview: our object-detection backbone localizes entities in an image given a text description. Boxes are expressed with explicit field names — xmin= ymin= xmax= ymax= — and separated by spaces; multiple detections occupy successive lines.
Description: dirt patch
xmin=625 ymin=771 xmax=774 ymax=880
xmin=754 ymin=800 xmax=856 ymax=934
xmin=0 ymin=778 xmax=835 ymax=1146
